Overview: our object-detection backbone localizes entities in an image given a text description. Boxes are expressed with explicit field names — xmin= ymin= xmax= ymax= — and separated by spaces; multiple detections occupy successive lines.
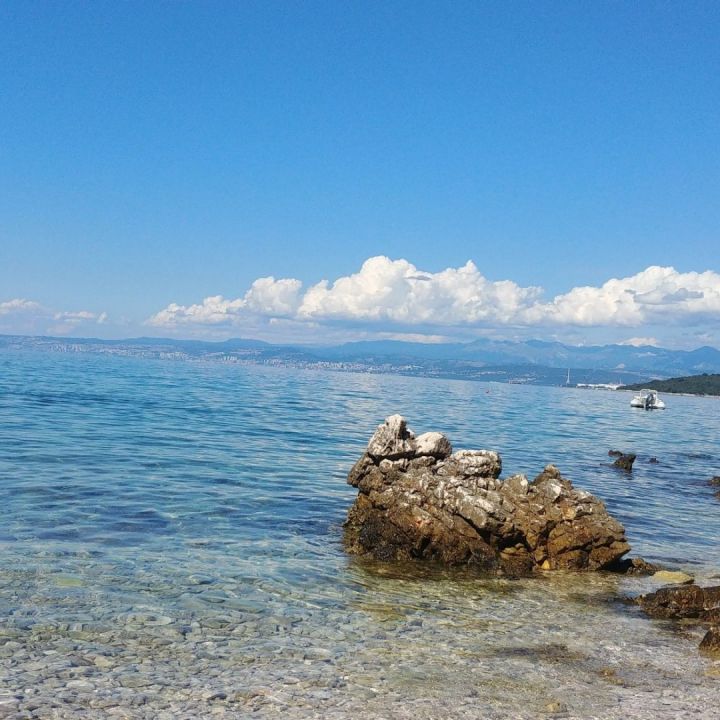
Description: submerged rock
xmin=344 ymin=415 xmax=631 ymax=575
xmin=612 ymin=453 xmax=636 ymax=471
xmin=635 ymin=584 xmax=720 ymax=620
xmin=635 ymin=584 xmax=720 ymax=654
xmin=651 ymin=570 xmax=694 ymax=585
xmin=708 ymin=476 xmax=720 ymax=487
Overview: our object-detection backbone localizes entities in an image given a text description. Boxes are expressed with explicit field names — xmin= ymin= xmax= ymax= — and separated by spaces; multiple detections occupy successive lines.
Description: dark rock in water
xmin=612 ymin=453 xmax=636 ymax=471
xmin=648 ymin=457 xmax=659 ymax=464
xmin=636 ymin=584 xmax=720 ymax=653
xmin=700 ymin=627 xmax=720 ymax=654
xmin=635 ymin=584 xmax=720 ymax=620
xmin=714 ymin=490 xmax=720 ymax=501
xmin=608 ymin=450 xmax=623 ymax=457
xmin=708 ymin=476 xmax=720 ymax=487
xmin=605 ymin=557 xmax=659 ymax=576
xmin=344 ymin=415 xmax=631 ymax=575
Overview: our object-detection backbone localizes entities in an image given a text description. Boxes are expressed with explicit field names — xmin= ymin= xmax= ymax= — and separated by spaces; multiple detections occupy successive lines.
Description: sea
xmin=1 ymin=349 xmax=719 ymax=719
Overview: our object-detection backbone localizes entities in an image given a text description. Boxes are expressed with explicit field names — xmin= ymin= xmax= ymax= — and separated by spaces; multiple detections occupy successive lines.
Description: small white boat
xmin=630 ymin=389 xmax=666 ymax=410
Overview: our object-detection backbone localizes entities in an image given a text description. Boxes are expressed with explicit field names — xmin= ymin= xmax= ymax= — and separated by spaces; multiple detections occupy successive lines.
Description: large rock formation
xmin=344 ymin=415 xmax=631 ymax=575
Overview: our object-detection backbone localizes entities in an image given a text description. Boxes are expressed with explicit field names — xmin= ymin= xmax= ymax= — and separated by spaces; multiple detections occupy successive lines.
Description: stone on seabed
xmin=652 ymin=570 xmax=694 ymax=585
xmin=343 ymin=415 xmax=631 ymax=576
xmin=700 ymin=627 xmax=720 ymax=654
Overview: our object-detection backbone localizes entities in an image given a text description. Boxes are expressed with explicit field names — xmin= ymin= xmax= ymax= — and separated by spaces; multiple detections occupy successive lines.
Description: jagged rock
xmin=344 ymin=415 xmax=631 ymax=575
xmin=635 ymin=584 xmax=720 ymax=620
xmin=708 ymin=476 xmax=720 ymax=487
xmin=613 ymin=453 xmax=636 ymax=471
xmin=366 ymin=414 xmax=417 ymax=460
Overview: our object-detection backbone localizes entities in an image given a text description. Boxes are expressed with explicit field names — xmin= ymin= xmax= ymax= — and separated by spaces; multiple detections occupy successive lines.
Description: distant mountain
xmin=315 ymin=338 xmax=720 ymax=376
xmin=623 ymin=373 xmax=720 ymax=396
xmin=3 ymin=333 xmax=720 ymax=378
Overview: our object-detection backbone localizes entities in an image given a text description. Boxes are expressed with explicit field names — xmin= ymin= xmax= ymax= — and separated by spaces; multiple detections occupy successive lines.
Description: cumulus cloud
xmin=147 ymin=276 xmax=303 ymax=328
xmin=146 ymin=258 xmax=720 ymax=339
xmin=297 ymin=257 xmax=541 ymax=324
xmin=524 ymin=266 xmax=720 ymax=326
xmin=0 ymin=298 xmax=107 ymax=335
xmin=148 ymin=257 xmax=543 ymax=330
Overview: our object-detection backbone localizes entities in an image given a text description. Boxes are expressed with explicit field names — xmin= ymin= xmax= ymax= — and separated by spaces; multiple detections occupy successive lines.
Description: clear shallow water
xmin=1 ymin=350 xmax=719 ymax=719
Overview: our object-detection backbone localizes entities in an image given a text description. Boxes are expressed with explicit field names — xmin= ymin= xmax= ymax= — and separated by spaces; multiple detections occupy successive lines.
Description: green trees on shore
xmin=624 ymin=373 xmax=720 ymax=396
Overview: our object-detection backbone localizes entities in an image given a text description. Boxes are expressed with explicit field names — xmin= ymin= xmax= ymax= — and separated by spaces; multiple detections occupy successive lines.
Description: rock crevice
xmin=344 ymin=415 xmax=631 ymax=575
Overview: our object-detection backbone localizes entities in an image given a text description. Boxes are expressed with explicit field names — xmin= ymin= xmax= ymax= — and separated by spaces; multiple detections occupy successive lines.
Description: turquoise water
xmin=1 ymin=350 xmax=719 ymax=718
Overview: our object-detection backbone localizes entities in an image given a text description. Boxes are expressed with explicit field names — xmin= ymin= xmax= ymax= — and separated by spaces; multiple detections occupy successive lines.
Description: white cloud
xmin=297 ymin=256 xmax=541 ymax=324
xmin=0 ymin=299 xmax=107 ymax=336
xmin=148 ymin=257 xmax=543 ymax=331
xmin=146 ymin=258 xmax=720 ymax=344
xmin=147 ymin=276 xmax=303 ymax=328
xmin=0 ymin=298 xmax=43 ymax=316
xmin=525 ymin=266 xmax=720 ymax=326
xmin=618 ymin=337 xmax=660 ymax=347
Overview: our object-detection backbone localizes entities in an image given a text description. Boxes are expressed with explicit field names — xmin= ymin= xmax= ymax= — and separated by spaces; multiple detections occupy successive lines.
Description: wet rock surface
xmin=635 ymin=584 xmax=720 ymax=655
xmin=612 ymin=453 xmax=636 ymax=471
xmin=635 ymin=584 xmax=720 ymax=621
xmin=344 ymin=415 xmax=631 ymax=575
xmin=605 ymin=557 xmax=659 ymax=576
xmin=651 ymin=570 xmax=694 ymax=585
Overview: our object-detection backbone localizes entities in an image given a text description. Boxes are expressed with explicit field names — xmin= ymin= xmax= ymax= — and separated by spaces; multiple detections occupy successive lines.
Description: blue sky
xmin=1 ymin=1 xmax=719 ymax=347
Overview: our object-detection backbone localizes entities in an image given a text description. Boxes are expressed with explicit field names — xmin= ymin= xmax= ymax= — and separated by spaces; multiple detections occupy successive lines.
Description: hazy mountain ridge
xmin=2 ymin=333 xmax=720 ymax=379
xmin=314 ymin=338 xmax=720 ymax=375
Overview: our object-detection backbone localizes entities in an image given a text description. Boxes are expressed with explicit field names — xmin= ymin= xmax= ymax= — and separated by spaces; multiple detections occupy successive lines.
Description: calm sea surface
xmin=1 ymin=350 xmax=719 ymax=718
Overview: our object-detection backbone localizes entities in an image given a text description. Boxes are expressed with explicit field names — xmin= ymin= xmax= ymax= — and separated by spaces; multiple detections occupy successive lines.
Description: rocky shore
xmin=344 ymin=415 xmax=632 ymax=576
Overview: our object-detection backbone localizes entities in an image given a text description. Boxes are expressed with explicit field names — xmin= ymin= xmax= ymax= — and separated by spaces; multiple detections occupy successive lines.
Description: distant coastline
xmin=4 ymin=332 xmax=720 ymax=391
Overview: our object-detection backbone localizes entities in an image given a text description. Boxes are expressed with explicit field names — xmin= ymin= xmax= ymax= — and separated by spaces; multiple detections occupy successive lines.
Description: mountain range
xmin=3 ymin=334 xmax=720 ymax=382
xmin=315 ymin=338 xmax=720 ymax=376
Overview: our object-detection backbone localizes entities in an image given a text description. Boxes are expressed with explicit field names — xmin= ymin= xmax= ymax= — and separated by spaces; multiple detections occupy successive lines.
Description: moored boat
xmin=630 ymin=389 xmax=666 ymax=410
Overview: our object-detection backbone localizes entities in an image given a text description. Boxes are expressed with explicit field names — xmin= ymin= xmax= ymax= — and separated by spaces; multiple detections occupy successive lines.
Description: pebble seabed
xmin=1 ymin=544 xmax=719 ymax=720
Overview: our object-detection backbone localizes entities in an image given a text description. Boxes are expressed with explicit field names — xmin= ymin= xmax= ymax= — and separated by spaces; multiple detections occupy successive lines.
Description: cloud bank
xmin=147 ymin=257 xmax=720 ymax=340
